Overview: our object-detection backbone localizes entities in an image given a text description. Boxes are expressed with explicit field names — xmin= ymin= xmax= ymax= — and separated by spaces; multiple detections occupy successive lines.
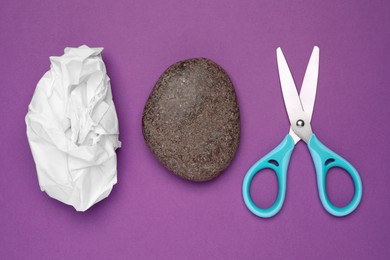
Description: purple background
xmin=1 ymin=0 xmax=389 ymax=259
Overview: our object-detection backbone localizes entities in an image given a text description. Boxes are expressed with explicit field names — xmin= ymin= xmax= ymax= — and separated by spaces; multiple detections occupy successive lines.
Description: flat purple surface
xmin=1 ymin=0 xmax=389 ymax=259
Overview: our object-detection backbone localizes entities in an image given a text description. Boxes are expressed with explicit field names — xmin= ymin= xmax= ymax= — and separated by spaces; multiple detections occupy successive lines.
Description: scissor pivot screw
xmin=296 ymin=120 xmax=305 ymax=127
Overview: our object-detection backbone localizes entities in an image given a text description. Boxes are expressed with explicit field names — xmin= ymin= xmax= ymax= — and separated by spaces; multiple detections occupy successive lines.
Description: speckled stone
xmin=142 ymin=58 xmax=240 ymax=182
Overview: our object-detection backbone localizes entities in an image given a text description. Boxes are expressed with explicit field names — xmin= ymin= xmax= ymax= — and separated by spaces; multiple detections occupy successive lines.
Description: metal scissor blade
xmin=276 ymin=48 xmax=305 ymax=126
xmin=289 ymin=127 xmax=301 ymax=144
xmin=299 ymin=46 xmax=319 ymax=122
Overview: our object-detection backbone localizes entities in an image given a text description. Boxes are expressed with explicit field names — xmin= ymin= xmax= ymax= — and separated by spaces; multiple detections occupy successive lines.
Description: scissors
xmin=242 ymin=46 xmax=362 ymax=218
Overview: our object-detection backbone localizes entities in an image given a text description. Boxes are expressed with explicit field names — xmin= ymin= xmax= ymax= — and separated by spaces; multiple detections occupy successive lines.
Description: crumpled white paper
xmin=26 ymin=45 xmax=121 ymax=211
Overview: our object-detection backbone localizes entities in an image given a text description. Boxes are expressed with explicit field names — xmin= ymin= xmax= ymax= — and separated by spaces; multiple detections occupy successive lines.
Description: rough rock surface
xmin=142 ymin=58 xmax=240 ymax=182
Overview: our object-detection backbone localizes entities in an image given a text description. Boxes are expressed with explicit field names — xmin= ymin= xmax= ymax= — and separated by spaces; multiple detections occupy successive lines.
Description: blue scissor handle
xmin=308 ymin=134 xmax=362 ymax=217
xmin=242 ymin=134 xmax=295 ymax=218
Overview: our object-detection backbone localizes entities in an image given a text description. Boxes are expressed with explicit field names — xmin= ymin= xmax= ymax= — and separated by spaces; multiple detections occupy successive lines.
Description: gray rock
xmin=142 ymin=58 xmax=240 ymax=182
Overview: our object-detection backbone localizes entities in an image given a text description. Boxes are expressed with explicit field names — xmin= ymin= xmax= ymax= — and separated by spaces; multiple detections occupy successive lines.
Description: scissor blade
xmin=289 ymin=128 xmax=301 ymax=144
xmin=299 ymin=46 xmax=319 ymax=122
xmin=276 ymin=48 xmax=305 ymax=126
